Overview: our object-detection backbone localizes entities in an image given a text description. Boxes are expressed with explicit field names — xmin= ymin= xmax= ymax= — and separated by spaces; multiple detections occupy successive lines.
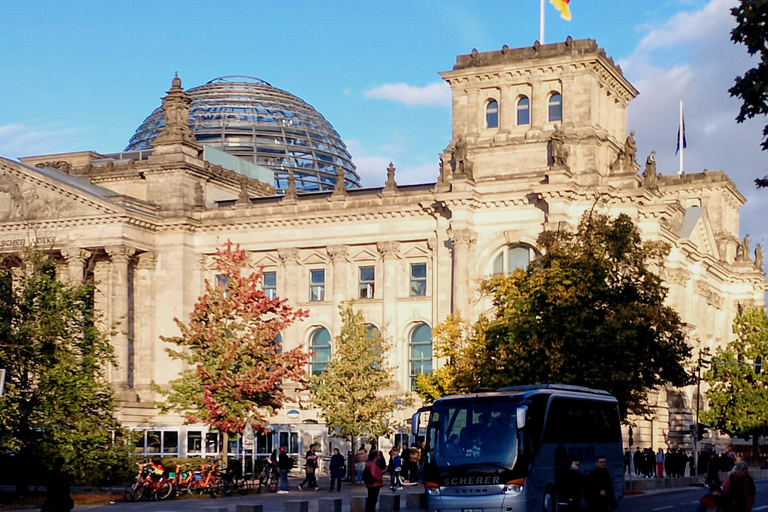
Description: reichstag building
xmin=0 ymin=38 xmax=764 ymax=460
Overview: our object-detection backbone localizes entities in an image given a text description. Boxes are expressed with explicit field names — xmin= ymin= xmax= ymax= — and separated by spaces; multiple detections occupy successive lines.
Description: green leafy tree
xmin=730 ymin=0 xmax=768 ymax=187
xmin=0 ymin=250 xmax=132 ymax=489
xmin=471 ymin=212 xmax=692 ymax=420
xmin=414 ymin=312 xmax=486 ymax=402
xmin=157 ymin=241 xmax=309 ymax=461
xmin=703 ymin=308 xmax=768 ymax=457
xmin=308 ymin=302 xmax=409 ymax=446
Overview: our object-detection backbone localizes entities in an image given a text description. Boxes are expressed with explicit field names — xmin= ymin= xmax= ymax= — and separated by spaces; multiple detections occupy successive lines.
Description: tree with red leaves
xmin=156 ymin=241 xmax=309 ymax=461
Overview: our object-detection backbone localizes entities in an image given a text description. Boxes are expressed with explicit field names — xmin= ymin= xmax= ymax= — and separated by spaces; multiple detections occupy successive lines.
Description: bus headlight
xmin=502 ymin=478 xmax=524 ymax=495
xmin=426 ymin=482 xmax=441 ymax=495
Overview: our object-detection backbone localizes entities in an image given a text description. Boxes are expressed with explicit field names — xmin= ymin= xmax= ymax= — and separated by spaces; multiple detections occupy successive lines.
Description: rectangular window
xmin=310 ymin=269 xmax=325 ymax=301
xmin=163 ymin=431 xmax=178 ymax=454
xmin=410 ymin=263 xmax=427 ymax=296
xmin=358 ymin=266 xmax=375 ymax=299
xmin=188 ymin=431 xmax=203 ymax=453
xmin=146 ymin=431 xmax=161 ymax=453
xmin=263 ymin=271 xmax=277 ymax=299
xmin=216 ymin=274 xmax=229 ymax=298
xmin=205 ymin=432 xmax=219 ymax=454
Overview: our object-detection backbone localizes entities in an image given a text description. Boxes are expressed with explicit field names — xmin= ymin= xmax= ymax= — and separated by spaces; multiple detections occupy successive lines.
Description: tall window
xmin=548 ymin=92 xmax=562 ymax=122
xmin=517 ymin=96 xmax=530 ymax=125
xmin=358 ymin=266 xmax=375 ymax=299
xmin=493 ymin=244 xmax=536 ymax=275
xmin=410 ymin=323 xmax=433 ymax=390
xmin=410 ymin=263 xmax=427 ymax=296
xmin=486 ymin=100 xmax=499 ymax=128
xmin=263 ymin=271 xmax=277 ymax=299
xmin=310 ymin=328 xmax=331 ymax=376
xmin=310 ymin=269 xmax=325 ymax=301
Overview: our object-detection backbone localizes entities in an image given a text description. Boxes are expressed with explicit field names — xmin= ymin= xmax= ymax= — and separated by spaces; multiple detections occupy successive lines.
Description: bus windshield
xmin=430 ymin=400 xmax=519 ymax=470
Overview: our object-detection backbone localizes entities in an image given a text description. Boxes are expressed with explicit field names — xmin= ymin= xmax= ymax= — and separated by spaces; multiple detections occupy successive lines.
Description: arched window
xmin=492 ymin=244 xmax=537 ymax=275
xmin=409 ymin=323 xmax=433 ymax=390
xmin=548 ymin=93 xmax=562 ymax=122
xmin=485 ymin=100 xmax=499 ymax=129
xmin=366 ymin=324 xmax=381 ymax=340
xmin=309 ymin=328 xmax=331 ymax=376
xmin=274 ymin=333 xmax=283 ymax=355
xmin=516 ymin=96 xmax=530 ymax=125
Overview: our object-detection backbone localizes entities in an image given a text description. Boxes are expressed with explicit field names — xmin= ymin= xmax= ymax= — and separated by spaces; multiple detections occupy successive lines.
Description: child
xmin=390 ymin=453 xmax=403 ymax=490
xmin=696 ymin=483 xmax=721 ymax=512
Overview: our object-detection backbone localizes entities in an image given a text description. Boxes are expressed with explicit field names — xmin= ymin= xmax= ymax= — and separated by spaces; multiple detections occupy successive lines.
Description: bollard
xmin=350 ymin=495 xmax=367 ymax=512
xmin=236 ymin=506 xmax=264 ymax=512
xmin=379 ymin=493 xmax=401 ymax=512
xmin=284 ymin=500 xmax=309 ymax=512
xmin=405 ymin=492 xmax=427 ymax=510
xmin=318 ymin=498 xmax=342 ymax=512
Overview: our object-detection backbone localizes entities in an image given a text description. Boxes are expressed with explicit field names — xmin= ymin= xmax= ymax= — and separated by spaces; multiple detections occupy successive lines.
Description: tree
xmin=308 ymin=302 xmax=409 ymax=446
xmin=0 ymin=250 xmax=132 ymax=489
xmin=157 ymin=241 xmax=309 ymax=461
xmin=469 ymin=212 xmax=691 ymax=420
xmin=414 ymin=312 xmax=485 ymax=402
xmin=729 ymin=0 xmax=768 ymax=188
xmin=703 ymin=307 xmax=768 ymax=457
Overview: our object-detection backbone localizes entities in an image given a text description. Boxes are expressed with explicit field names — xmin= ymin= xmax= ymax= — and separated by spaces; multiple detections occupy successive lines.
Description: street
xmin=620 ymin=479 xmax=768 ymax=512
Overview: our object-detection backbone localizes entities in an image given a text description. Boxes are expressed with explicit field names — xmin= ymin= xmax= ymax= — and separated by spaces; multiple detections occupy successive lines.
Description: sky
xmin=0 ymin=0 xmax=766 ymax=255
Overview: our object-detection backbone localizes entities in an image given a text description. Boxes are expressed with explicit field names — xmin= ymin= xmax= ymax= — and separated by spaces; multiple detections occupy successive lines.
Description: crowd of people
xmin=624 ymin=447 xmax=738 ymax=478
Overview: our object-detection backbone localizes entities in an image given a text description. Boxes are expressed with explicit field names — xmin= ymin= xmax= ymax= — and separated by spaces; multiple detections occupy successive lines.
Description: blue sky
xmin=1 ymin=0 xmax=766 ymax=249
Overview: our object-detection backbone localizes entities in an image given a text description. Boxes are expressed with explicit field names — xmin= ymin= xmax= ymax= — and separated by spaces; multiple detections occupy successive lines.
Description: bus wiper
xmin=457 ymin=462 xmax=510 ymax=471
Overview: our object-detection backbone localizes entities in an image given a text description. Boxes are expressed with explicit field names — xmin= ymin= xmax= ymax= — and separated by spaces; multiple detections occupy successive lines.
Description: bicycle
xmin=189 ymin=463 xmax=222 ymax=496
xmin=256 ymin=462 xmax=279 ymax=494
xmin=124 ymin=462 xmax=174 ymax=501
xmin=219 ymin=466 xmax=252 ymax=496
xmin=171 ymin=463 xmax=195 ymax=496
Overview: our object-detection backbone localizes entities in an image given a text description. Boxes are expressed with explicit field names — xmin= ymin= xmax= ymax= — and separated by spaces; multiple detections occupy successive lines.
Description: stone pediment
xmin=676 ymin=206 xmax=719 ymax=260
xmin=0 ymin=158 xmax=130 ymax=222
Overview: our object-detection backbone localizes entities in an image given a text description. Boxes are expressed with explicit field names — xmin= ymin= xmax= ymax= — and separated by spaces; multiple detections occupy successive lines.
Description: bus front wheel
xmin=543 ymin=490 xmax=556 ymax=512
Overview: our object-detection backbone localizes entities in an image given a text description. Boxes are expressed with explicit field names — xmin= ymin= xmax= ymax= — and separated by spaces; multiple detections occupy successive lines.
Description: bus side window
xmin=542 ymin=398 xmax=621 ymax=445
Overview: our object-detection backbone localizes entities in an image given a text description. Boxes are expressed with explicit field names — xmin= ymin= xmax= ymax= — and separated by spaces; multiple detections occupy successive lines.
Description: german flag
xmin=550 ymin=0 xmax=571 ymax=21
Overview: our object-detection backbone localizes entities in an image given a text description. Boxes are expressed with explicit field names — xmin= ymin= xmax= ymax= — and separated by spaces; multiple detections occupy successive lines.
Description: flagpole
xmin=679 ymin=100 xmax=684 ymax=175
xmin=540 ymin=0 xmax=545 ymax=43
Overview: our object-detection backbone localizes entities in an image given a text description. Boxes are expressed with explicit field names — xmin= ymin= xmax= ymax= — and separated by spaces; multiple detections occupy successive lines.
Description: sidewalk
xmin=624 ymin=467 xmax=768 ymax=492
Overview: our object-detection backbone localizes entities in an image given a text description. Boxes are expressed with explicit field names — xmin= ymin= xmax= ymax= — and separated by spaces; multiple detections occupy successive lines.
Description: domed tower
xmin=126 ymin=76 xmax=360 ymax=192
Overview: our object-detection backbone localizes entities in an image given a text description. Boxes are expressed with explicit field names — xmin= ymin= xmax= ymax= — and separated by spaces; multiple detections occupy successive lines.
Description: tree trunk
xmin=221 ymin=432 xmax=229 ymax=469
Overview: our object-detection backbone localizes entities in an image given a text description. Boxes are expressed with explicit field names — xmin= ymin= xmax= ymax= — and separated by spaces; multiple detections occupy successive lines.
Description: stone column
xmin=134 ymin=251 xmax=157 ymax=399
xmin=447 ymin=228 xmax=476 ymax=315
xmin=377 ymin=242 xmax=400 ymax=339
xmin=327 ymin=245 xmax=349 ymax=336
xmin=105 ymin=245 xmax=136 ymax=389
xmin=278 ymin=248 xmax=301 ymax=350
xmin=499 ymin=85 xmax=512 ymax=134
xmin=467 ymin=88 xmax=480 ymax=138
xmin=530 ymin=78 xmax=545 ymax=131
xmin=61 ymin=247 xmax=91 ymax=285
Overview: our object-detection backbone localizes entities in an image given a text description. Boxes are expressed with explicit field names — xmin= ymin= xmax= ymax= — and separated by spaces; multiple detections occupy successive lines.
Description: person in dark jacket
xmin=365 ymin=450 xmax=384 ymax=512
xmin=277 ymin=446 xmax=294 ymax=494
xmin=298 ymin=444 xmax=320 ymax=491
xmin=329 ymin=448 xmax=346 ymax=492
xmin=722 ymin=461 xmax=756 ymax=512
xmin=41 ymin=457 xmax=73 ymax=512
xmin=558 ymin=456 xmax=583 ymax=511
xmin=585 ymin=455 xmax=617 ymax=512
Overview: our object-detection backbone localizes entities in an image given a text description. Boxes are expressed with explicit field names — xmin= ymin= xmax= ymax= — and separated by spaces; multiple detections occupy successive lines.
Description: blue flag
xmin=676 ymin=115 xmax=687 ymax=155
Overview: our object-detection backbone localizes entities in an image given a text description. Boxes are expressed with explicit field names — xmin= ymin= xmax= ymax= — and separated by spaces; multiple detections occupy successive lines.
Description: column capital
xmin=61 ymin=247 xmax=92 ymax=264
xmin=278 ymin=248 xmax=300 ymax=266
xmin=326 ymin=245 xmax=349 ymax=262
xmin=377 ymin=241 xmax=401 ymax=260
xmin=136 ymin=251 xmax=158 ymax=271
xmin=447 ymin=228 xmax=477 ymax=248
xmin=105 ymin=245 xmax=136 ymax=263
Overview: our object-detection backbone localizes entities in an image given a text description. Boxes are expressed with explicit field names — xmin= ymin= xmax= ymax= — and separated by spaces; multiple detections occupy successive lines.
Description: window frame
xmin=485 ymin=99 xmax=499 ymax=129
xmin=516 ymin=96 xmax=530 ymax=126
xmin=358 ymin=265 xmax=375 ymax=299
xmin=309 ymin=268 xmax=326 ymax=302
xmin=309 ymin=327 xmax=332 ymax=376
xmin=548 ymin=92 xmax=563 ymax=123
xmin=409 ymin=262 xmax=427 ymax=297
xmin=262 ymin=270 xmax=277 ymax=299
xmin=409 ymin=323 xmax=433 ymax=391
xmin=492 ymin=244 xmax=537 ymax=275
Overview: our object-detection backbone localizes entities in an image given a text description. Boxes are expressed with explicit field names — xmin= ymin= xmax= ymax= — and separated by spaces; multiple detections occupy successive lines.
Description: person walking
xmin=277 ymin=446 xmax=294 ymax=494
xmin=298 ymin=443 xmax=320 ymax=491
xmin=355 ymin=444 xmax=368 ymax=484
xmin=721 ymin=461 xmax=756 ymax=512
xmin=558 ymin=456 xmax=583 ymax=512
xmin=390 ymin=450 xmax=404 ymax=491
xmin=364 ymin=450 xmax=384 ymax=512
xmin=329 ymin=448 xmax=345 ymax=492
xmin=585 ymin=455 xmax=617 ymax=512
xmin=41 ymin=457 xmax=73 ymax=512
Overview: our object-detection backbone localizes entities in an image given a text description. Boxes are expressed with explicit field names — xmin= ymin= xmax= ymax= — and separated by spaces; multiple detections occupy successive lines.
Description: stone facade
xmin=0 ymin=38 xmax=765 ymax=458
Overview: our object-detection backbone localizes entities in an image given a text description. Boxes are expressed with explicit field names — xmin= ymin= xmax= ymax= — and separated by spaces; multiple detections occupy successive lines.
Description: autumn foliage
xmin=157 ymin=241 xmax=309 ymax=434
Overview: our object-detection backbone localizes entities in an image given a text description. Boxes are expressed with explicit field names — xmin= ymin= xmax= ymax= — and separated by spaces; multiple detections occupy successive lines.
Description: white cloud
xmin=635 ymin=0 xmax=735 ymax=52
xmin=0 ymin=123 xmax=83 ymax=160
xmin=346 ymin=139 xmax=438 ymax=188
xmin=364 ymin=82 xmax=451 ymax=107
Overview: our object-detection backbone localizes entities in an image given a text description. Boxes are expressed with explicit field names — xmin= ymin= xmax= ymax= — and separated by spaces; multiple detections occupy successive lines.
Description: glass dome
xmin=126 ymin=76 xmax=360 ymax=192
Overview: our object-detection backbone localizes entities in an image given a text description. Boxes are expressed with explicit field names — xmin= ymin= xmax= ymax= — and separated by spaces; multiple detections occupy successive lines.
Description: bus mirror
xmin=516 ymin=406 xmax=527 ymax=429
xmin=411 ymin=412 xmax=420 ymax=435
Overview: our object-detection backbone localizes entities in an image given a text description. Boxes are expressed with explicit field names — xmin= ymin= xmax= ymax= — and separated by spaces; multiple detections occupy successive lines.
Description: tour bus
xmin=412 ymin=384 xmax=623 ymax=512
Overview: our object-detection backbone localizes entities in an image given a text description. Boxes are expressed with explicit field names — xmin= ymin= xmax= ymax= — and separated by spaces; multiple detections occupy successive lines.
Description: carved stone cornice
xmin=136 ymin=251 xmax=158 ymax=271
xmin=326 ymin=245 xmax=349 ymax=262
xmin=277 ymin=248 xmax=300 ymax=266
xmin=60 ymin=247 xmax=91 ymax=265
xmin=665 ymin=267 xmax=691 ymax=285
xmin=105 ymin=245 xmax=136 ymax=264
xmin=377 ymin=241 xmax=401 ymax=260
xmin=696 ymin=281 xmax=724 ymax=309
xmin=447 ymin=228 xmax=477 ymax=248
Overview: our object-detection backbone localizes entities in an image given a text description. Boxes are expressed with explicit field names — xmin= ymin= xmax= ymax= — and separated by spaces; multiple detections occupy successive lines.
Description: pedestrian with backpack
xmin=363 ymin=449 xmax=383 ymax=512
